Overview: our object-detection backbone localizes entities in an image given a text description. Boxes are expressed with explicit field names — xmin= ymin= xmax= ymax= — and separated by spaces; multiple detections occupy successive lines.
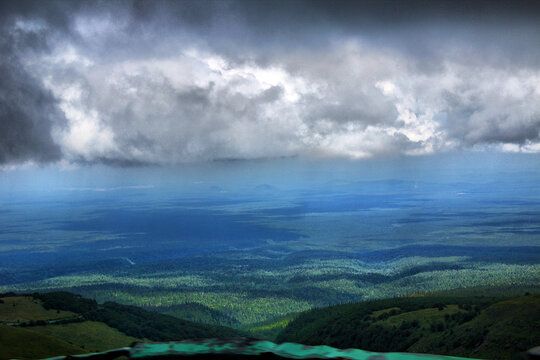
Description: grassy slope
xmin=277 ymin=295 xmax=492 ymax=344
xmin=242 ymin=312 xmax=299 ymax=340
xmin=277 ymin=293 xmax=540 ymax=359
xmin=0 ymin=296 xmax=76 ymax=322
xmin=1 ymin=293 xmax=245 ymax=360
xmin=31 ymin=321 xmax=139 ymax=353
xmin=0 ymin=296 xmax=135 ymax=358
xmin=0 ymin=324 xmax=85 ymax=360
xmin=409 ymin=294 xmax=540 ymax=359
xmin=2 ymin=290 xmax=538 ymax=359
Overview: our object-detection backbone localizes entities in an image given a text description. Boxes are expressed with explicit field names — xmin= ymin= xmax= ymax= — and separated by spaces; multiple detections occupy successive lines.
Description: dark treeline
xmin=276 ymin=294 xmax=500 ymax=345
xmin=32 ymin=292 xmax=245 ymax=341
xmin=276 ymin=293 xmax=540 ymax=360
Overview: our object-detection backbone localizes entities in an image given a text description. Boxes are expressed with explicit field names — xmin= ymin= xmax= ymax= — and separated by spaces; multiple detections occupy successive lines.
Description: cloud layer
xmin=1 ymin=0 xmax=540 ymax=166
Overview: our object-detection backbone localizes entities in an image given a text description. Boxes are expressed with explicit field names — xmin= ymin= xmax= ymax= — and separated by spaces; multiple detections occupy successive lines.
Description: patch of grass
xmin=243 ymin=312 xmax=299 ymax=340
xmin=382 ymin=305 xmax=464 ymax=327
xmin=0 ymin=324 xmax=85 ymax=360
xmin=0 ymin=296 xmax=76 ymax=323
xmin=31 ymin=321 xmax=139 ymax=352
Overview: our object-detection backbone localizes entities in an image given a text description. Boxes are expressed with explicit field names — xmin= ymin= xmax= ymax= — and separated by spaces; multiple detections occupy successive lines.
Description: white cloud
xmin=18 ymin=13 xmax=540 ymax=165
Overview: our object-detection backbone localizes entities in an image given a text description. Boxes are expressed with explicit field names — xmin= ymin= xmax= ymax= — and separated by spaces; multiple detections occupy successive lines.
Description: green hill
xmin=0 ymin=324 xmax=85 ymax=360
xmin=0 ymin=292 xmax=246 ymax=360
xmin=277 ymin=293 xmax=540 ymax=359
xmin=30 ymin=321 xmax=138 ymax=353
xmin=2 ymin=290 xmax=538 ymax=360
xmin=0 ymin=296 xmax=77 ymax=323
xmin=409 ymin=295 xmax=540 ymax=359
xmin=34 ymin=292 xmax=246 ymax=340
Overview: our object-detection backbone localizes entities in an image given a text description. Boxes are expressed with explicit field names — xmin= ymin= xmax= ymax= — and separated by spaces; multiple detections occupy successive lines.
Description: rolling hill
xmin=0 ymin=292 xmax=245 ymax=359
xmin=1 ymin=291 xmax=539 ymax=360
xmin=277 ymin=293 xmax=540 ymax=359
xmin=0 ymin=324 xmax=85 ymax=360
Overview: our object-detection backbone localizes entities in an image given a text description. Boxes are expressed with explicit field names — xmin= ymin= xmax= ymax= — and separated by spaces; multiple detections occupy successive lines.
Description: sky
xmin=0 ymin=0 xmax=540 ymax=170
xmin=1 ymin=1 xmax=540 ymax=285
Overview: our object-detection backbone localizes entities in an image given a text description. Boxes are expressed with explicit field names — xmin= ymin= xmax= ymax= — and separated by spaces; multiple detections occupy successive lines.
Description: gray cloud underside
xmin=1 ymin=0 xmax=539 ymax=166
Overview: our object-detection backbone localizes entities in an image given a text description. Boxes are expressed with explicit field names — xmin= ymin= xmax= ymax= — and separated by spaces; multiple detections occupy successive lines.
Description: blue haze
xmin=0 ymin=153 xmax=539 ymax=285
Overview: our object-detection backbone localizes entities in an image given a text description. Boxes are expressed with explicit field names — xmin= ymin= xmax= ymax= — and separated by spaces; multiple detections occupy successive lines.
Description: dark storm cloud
xmin=0 ymin=1 xmax=73 ymax=165
xmin=0 ymin=58 xmax=63 ymax=164
xmin=1 ymin=0 xmax=540 ymax=166
xmin=124 ymin=0 xmax=540 ymax=35
xmin=115 ymin=0 xmax=540 ymax=69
